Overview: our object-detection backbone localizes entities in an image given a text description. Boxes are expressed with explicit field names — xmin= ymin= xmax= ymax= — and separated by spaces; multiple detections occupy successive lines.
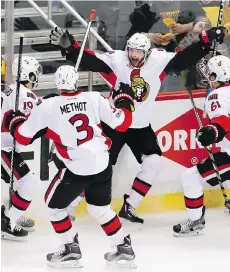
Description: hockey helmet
xmin=55 ymin=65 xmax=79 ymax=91
xmin=207 ymin=55 xmax=230 ymax=82
xmin=126 ymin=33 xmax=151 ymax=59
xmin=12 ymin=56 xmax=42 ymax=85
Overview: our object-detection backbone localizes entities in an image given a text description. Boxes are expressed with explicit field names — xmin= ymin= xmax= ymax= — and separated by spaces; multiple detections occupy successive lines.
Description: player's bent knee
xmin=15 ymin=172 xmax=40 ymax=201
xmin=141 ymin=154 xmax=162 ymax=172
xmin=87 ymin=203 xmax=110 ymax=219
xmin=181 ymin=166 xmax=202 ymax=191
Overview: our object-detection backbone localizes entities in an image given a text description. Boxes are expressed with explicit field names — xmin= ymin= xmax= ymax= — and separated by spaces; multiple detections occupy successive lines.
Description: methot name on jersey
xmin=60 ymin=102 xmax=87 ymax=114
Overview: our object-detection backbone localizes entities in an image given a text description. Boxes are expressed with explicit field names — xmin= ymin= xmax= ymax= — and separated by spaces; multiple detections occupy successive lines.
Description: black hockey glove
xmin=196 ymin=124 xmax=226 ymax=146
xmin=112 ymin=82 xmax=135 ymax=112
xmin=49 ymin=27 xmax=77 ymax=56
xmin=42 ymin=93 xmax=60 ymax=100
xmin=199 ymin=27 xmax=228 ymax=48
xmin=5 ymin=111 xmax=27 ymax=136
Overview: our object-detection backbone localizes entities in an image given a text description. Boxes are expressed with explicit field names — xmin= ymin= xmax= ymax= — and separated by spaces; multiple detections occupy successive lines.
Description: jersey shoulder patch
xmin=2 ymin=86 xmax=13 ymax=96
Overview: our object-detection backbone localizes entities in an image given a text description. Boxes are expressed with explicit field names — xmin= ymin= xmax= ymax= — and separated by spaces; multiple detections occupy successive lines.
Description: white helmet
xmin=207 ymin=55 xmax=230 ymax=82
xmin=126 ymin=33 xmax=151 ymax=58
xmin=55 ymin=65 xmax=79 ymax=91
xmin=12 ymin=56 xmax=42 ymax=84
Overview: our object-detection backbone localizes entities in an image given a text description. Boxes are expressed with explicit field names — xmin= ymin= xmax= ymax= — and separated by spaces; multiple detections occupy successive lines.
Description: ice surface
xmin=1 ymin=208 xmax=229 ymax=272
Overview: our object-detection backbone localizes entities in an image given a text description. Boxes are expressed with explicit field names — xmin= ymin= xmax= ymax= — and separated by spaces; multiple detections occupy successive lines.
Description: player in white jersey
xmin=49 ymin=26 xmax=227 ymax=224
xmin=173 ymin=55 xmax=230 ymax=237
xmin=1 ymin=56 xmax=43 ymax=240
xmin=4 ymin=65 xmax=136 ymax=268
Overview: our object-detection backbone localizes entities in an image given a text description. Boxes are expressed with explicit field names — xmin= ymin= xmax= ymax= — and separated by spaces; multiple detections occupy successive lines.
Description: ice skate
xmin=173 ymin=207 xmax=206 ymax=237
xmin=47 ymin=233 xmax=82 ymax=268
xmin=16 ymin=216 xmax=35 ymax=232
xmin=104 ymin=235 xmax=136 ymax=269
xmin=119 ymin=194 xmax=144 ymax=224
xmin=1 ymin=206 xmax=28 ymax=242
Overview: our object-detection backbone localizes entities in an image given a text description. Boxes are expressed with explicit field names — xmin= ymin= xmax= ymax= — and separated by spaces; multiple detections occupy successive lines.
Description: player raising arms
xmin=1 ymin=56 xmax=42 ymax=240
xmin=173 ymin=55 xmax=230 ymax=237
xmin=4 ymin=65 xmax=137 ymax=268
xmin=49 ymin=25 xmax=227 ymax=224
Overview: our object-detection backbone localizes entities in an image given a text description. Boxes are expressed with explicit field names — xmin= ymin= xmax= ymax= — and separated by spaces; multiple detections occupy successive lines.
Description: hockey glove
xmin=196 ymin=124 xmax=226 ymax=146
xmin=112 ymin=82 xmax=135 ymax=112
xmin=49 ymin=27 xmax=78 ymax=56
xmin=199 ymin=27 xmax=227 ymax=48
xmin=5 ymin=111 xmax=27 ymax=136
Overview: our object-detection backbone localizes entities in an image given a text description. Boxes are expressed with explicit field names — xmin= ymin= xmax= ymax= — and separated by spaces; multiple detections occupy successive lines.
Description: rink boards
xmin=4 ymin=90 xmax=229 ymax=219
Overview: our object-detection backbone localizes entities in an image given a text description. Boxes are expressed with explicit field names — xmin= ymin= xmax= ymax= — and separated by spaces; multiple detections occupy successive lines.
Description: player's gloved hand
xmin=49 ymin=27 xmax=78 ymax=56
xmin=5 ymin=111 xmax=27 ymax=136
xmin=196 ymin=123 xmax=226 ymax=146
xmin=199 ymin=27 xmax=227 ymax=47
xmin=42 ymin=93 xmax=60 ymax=99
xmin=112 ymin=82 xmax=135 ymax=112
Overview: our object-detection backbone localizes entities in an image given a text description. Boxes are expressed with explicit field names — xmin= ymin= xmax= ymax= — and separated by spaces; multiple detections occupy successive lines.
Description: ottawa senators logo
xmin=130 ymin=69 xmax=150 ymax=102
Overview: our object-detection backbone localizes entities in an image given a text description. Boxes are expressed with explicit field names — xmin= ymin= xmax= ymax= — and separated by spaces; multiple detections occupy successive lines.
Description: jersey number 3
xmin=69 ymin=114 xmax=94 ymax=145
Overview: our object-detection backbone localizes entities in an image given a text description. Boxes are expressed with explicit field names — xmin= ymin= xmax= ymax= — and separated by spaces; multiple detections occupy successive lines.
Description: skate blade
xmin=1 ymin=232 xmax=28 ymax=242
xmin=173 ymin=229 xmax=204 ymax=237
xmin=106 ymin=259 xmax=137 ymax=269
xmin=47 ymin=260 xmax=83 ymax=268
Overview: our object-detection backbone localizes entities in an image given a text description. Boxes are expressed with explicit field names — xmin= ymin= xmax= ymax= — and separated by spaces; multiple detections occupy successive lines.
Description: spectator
xmin=148 ymin=0 xmax=206 ymax=34
xmin=176 ymin=16 xmax=229 ymax=90
xmin=147 ymin=8 xmax=205 ymax=52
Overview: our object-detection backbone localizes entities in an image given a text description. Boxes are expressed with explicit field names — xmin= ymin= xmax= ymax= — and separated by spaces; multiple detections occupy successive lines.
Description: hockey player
xmin=4 ymin=65 xmax=136 ymax=268
xmin=1 ymin=56 xmax=43 ymax=240
xmin=173 ymin=55 xmax=230 ymax=237
xmin=1 ymin=58 xmax=37 ymax=233
xmin=49 ymin=26 xmax=227 ymax=224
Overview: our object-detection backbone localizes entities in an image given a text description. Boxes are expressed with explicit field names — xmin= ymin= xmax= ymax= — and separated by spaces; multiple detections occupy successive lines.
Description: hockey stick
xmin=74 ymin=9 xmax=96 ymax=72
xmin=187 ymin=88 xmax=230 ymax=211
xmin=48 ymin=9 xmax=96 ymax=163
xmin=203 ymin=0 xmax=225 ymax=118
xmin=9 ymin=35 xmax=24 ymax=208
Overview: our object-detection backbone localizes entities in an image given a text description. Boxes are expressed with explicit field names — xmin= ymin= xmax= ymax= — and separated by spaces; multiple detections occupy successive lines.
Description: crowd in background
xmin=1 ymin=0 xmax=230 ymax=92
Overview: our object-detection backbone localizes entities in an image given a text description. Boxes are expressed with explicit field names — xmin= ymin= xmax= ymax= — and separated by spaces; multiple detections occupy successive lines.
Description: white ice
xmin=1 ymin=208 xmax=229 ymax=272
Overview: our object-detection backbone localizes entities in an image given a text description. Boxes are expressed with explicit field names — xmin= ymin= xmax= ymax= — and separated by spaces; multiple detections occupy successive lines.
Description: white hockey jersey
xmin=205 ymin=84 xmax=230 ymax=156
xmin=13 ymin=91 xmax=132 ymax=175
xmin=95 ymin=49 xmax=175 ymax=128
xmin=1 ymin=83 xmax=39 ymax=152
